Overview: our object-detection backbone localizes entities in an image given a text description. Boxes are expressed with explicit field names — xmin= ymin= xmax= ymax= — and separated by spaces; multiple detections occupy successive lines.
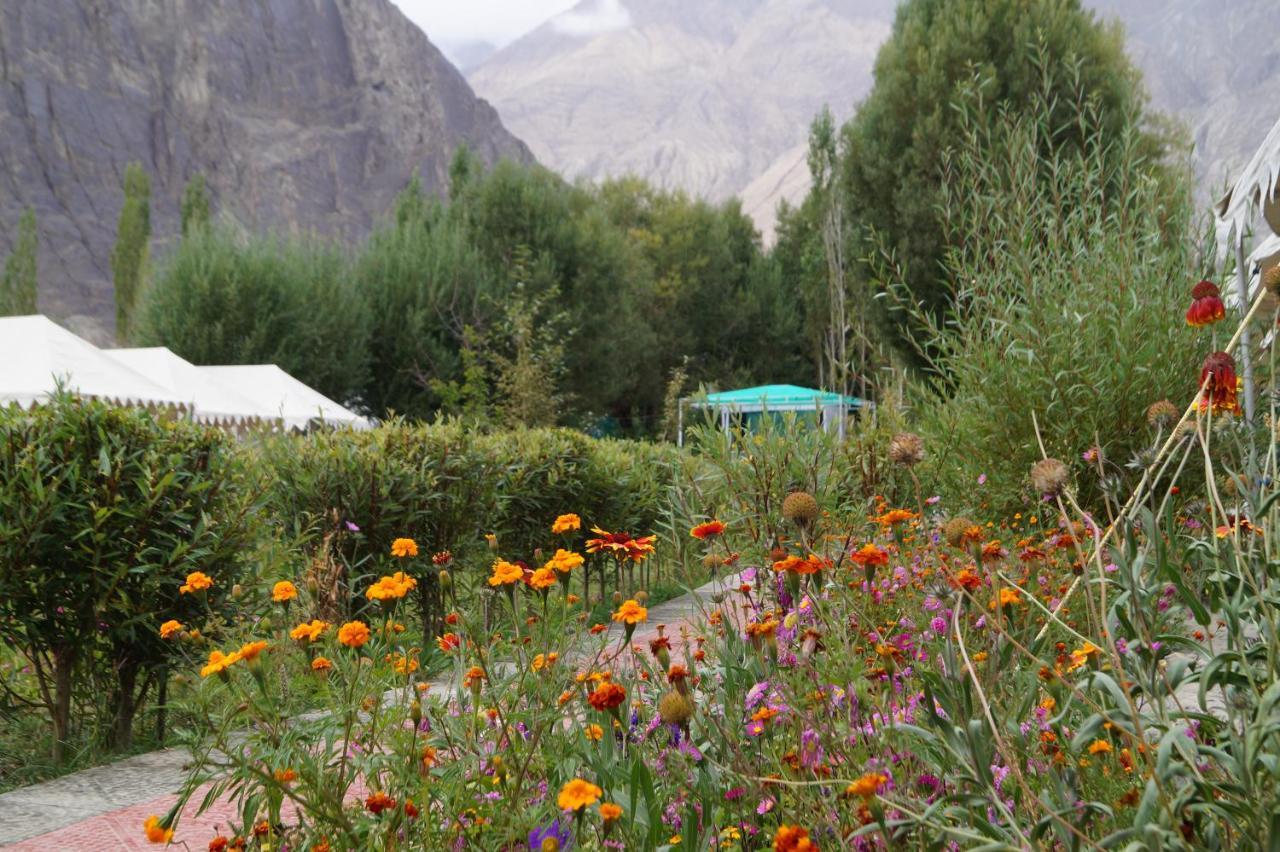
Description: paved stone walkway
xmin=0 ymin=572 xmax=738 ymax=850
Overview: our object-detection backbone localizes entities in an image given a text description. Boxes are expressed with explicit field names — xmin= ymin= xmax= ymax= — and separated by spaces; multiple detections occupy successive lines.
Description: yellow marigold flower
xmin=488 ymin=559 xmax=524 ymax=587
xmin=390 ymin=537 xmax=419 ymax=558
xmin=551 ymin=513 xmax=582 ymax=534
xmin=529 ymin=567 xmax=558 ymax=591
xmin=846 ymin=771 xmax=888 ymax=800
xmin=290 ymin=619 xmax=330 ymax=642
xmin=338 ymin=620 xmax=371 ymax=648
xmin=612 ymin=599 xmax=648 ymax=625
xmin=237 ymin=640 xmax=269 ymax=662
xmin=143 ymin=814 xmax=173 ymax=844
xmin=311 ymin=656 xmax=333 ymax=672
xmin=1088 ymin=739 xmax=1113 ymax=755
xmin=600 ymin=802 xmax=623 ymax=822
xmin=158 ymin=619 xmax=183 ymax=640
xmin=545 ymin=548 xmax=585 ymax=574
xmin=557 ymin=778 xmax=603 ymax=811
xmin=585 ymin=723 xmax=604 ymax=741
xmin=200 ymin=649 xmax=238 ymax=678
xmin=271 ymin=580 xmax=298 ymax=603
xmin=179 ymin=571 xmax=212 ymax=594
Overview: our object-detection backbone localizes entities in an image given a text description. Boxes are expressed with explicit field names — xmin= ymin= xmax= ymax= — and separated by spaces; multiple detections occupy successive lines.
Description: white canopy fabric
xmin=0 ymin=315 xmax=188 ymax=409
xmin=1217 ymin=114 xmax=1280 ymax=238
xmin=107 ymin=347 xmax=269 ymax=425
xmin=200 ymin=364 xmax=369 ymax=430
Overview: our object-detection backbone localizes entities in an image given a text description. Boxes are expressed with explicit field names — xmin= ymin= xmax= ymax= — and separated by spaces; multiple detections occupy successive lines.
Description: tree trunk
xmin=155 ymin=668 xmax=168 ymax=744
xmin=110 ymin=656 xmax=139 ymax=750
xmin=51 ymin=646 xmax=75 ymax=764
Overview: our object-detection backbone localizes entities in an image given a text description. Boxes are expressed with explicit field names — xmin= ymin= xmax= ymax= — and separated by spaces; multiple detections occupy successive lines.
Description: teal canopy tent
xmin=679 ymin=384 xmax=866 ymax=446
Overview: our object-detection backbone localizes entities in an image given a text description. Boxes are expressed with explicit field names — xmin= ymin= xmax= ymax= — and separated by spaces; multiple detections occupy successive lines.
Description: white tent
xmin=200 ymin=364 xmax=369 ymax=431
xmin=0 ymin=315 xmax=188 ymax=410
xmin=107 ymin=347 xmax=271 ymax=426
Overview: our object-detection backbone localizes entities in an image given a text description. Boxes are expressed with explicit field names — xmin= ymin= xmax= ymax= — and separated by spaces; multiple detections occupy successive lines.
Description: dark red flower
xmin=1186 ymin=280 xmax=1226 ymax=327
xmin=1200 ymin=351 xmax=1241 ymax=415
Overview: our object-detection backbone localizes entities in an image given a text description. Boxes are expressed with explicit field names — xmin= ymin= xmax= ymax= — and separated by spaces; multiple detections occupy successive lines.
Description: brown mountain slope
xmin=0 ymin=0 xmax=532 ymax=341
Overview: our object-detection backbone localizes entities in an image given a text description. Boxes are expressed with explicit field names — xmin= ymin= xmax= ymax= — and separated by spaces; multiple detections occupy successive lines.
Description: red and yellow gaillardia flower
xmin=690 ymin=520 xmax=726 ymax=540
xmin=585 ymin=528 xmax=656 ymax=562
xmin=1199 ymin=351 xmax=1241 ymax=415
xmin=1185 ymin=279 xmax=1226 ymax=327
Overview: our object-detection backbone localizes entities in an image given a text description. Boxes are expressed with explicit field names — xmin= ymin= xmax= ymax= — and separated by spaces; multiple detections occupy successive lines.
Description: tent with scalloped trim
xmin=678 ymin=384 xmax=865 ymax=445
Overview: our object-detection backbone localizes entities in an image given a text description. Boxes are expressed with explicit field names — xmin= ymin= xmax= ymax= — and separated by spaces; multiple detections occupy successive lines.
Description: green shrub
xmin=0 ymin=392 xmax=261 ymax=759
xmin=890 ymin=78 xmax=1209 ymax=513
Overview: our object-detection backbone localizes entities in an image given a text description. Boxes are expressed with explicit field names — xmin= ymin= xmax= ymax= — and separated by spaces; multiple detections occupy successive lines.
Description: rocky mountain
xmin=0 ymin=0 xmax=531 ymax=342
xmin=472 ymin=0 xmax=1280 ymax=243
xmin=468 ymin=0 xmax=895 ymax=216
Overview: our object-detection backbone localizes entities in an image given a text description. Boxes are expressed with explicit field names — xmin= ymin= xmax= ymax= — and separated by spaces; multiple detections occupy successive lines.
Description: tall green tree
xmin=1 ymin=207 xmax=38 ymax=315
xmin=835 ymin=0 xmax=1172 ymax=361
xmin=112 ymin=163 xmax=151 ymax=340
xmin=180 ymin=173 xmax=211 ymax=236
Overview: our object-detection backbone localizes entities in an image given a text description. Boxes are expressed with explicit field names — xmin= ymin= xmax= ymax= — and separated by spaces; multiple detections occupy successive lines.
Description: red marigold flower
xmin=690 ymin=520 xmax=727 ymax=540
xmin=366 ymin=792 xmax=397 ymax=814
xmin=587 ymin=681 xmax=627 ymax=712
xmin=1200 ymin=351 xmax=1241 ymax=415
xmin=1186 ymin=280 xmax=1226 ymax=327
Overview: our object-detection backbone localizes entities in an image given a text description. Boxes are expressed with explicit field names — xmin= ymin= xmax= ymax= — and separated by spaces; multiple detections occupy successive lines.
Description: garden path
xmin=0 ymin=570 xmax=743 ymax=850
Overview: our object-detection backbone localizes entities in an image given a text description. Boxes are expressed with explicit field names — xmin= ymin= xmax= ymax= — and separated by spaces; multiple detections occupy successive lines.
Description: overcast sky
xmin=393 ymin=0 xmax=580 ymax=52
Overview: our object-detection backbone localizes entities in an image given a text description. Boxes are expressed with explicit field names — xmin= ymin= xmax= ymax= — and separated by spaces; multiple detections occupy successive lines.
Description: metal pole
xmin=1237 ymin=232 xmax=1257 ymax=421
xmin=677 ymin=399 xmax=684 ymax=448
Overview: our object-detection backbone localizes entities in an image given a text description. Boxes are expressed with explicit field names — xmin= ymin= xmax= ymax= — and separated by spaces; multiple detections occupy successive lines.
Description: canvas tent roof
xmin=200 ymin=364 xmax=368 ymax=430
xmin=107 ymin=347 xmax=269 ymax=424
xmin=0 ymin=315 xmax=188 ymax=409
xmin=688 ymin=384 xmax=863 ymax=413
xmin=1217 ymin=114 xmax=1280 ymax=238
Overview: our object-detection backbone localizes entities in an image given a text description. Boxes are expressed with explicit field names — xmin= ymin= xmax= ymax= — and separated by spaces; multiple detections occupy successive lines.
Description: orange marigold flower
xmin=873 ymin=508 xmax=918 ymax=527
xmin=272 ymin=768 xmax=297 ymax=783
xmin=551 ymin=513 xmax=582 ymax=534
xmin=290 ymin=619 xmax=330 ymax=642
xmin=851 ymin=543 xmax=889 ymax=567
xmin=271 ymin=580 xmax=297 ymax=603
xmin=338 ymin=621 xmax=371 ymax=648
xmin=612 ymin=599 xmax=648 ymax=625
xmin=159 ymin=619 xmax=183 ymax=640
xmin=200 ymin=649 xmax=238 ymax=678
xmin=311 ymin=656 xmax=333 ymax=672
xmin=421 ymin=745 xmax=438 ymax=767
xmin=1186 ymin=279 xmax=1226 ymax=327
xmin=463 ymin=665 xmax=486 ymax=688
xmin=773 ymin=824 xmax=818 ymax=851
xmin=488 ymin=559 xmax=524 ymax=587
xmin=990 ymin=587 xmax=1023 ymax=609
xmin=366 ymin=571 xmax=417 ymax=601
xmin=528 ymin=567 xmax=558 ymax=591
xmin=208 ymin=836 xmax=230 ymax=852
xmin=557 ymin=778 xmax=603 ymax=811
xmin=585 ymin=723 xmax=604 ymax=741
xmin=545 ymin=548 xmax=585 ymax=574
xmin=390 ymin=537 xmax=419 ymax=558
xmin=587 ymin=681 xmax=627 ymax=712
xmin=952 ymin=568 xmax=982 ymax=592
xmin=143 ymin=815 xmax=173 ymax=844
xmin=690 ymin=520 xmax=727 ymax=540
xmin=772 ymin=554 xmax=805 ymax=573
xmin=1088 ymin=739 xmax=1113 ymax=755
xmin=600 ymin=802 xmax=623 ymax=822
xmin=237 ymin=640 xmax=269 ymax=662
xmin=846 ymin=771 xmax=888 ymax=800
xmin=365 ymin=792 xmax=397 ymax=814
xmin=667 ymin=664 xmax=689 ymax=683
xmin=179 ymin=571 xmax=212 ymax=595
xmin=745 ymin=618 xmax=780 ymax=640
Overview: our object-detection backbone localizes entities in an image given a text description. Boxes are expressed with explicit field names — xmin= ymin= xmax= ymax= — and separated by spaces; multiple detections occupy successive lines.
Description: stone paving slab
xmin=0 ymin=573 xmax=737 ymax=849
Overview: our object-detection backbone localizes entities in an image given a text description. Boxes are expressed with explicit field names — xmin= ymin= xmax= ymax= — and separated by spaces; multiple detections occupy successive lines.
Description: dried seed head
xmin=943 ymin=517 xmax=974 ymax=548
xmin=888 ymin=432 xmax=925 ymax=467
xmin=1265 ymin=264 xmax=1280 ymax=296
xmin=1146 ymin=399 xmax=1179 ymax=429
xmin=1030 ymin=458 xmax=1070 ymax=496
xmin=658 ymin=689 xmax=695 ymax=725
xmin=781 ymin=491 xmax=819 ymax=526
